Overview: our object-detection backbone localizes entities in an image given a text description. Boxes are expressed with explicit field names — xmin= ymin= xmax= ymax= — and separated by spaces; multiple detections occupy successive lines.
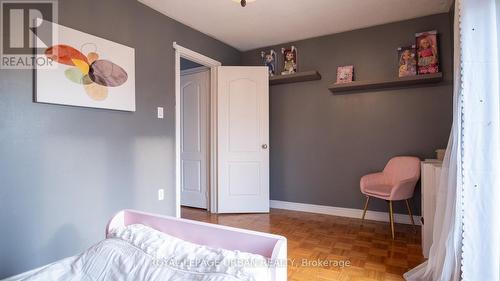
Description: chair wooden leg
xmin=389 ymin=200 xmax=395 ymax=239
xmin=405 ymin=199 xmax=416 ymax=230
xmin=361 ymin=196 xmax=370 ymax=222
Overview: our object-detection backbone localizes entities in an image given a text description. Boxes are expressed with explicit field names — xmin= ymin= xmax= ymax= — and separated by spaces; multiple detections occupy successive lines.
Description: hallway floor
xmin=181 ymin=207 xmax=424 ymax=281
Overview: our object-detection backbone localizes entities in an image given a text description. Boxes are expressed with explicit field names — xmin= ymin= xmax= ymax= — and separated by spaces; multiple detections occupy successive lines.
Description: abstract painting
xmin=35 ymin=21 xmax=135 ymax=111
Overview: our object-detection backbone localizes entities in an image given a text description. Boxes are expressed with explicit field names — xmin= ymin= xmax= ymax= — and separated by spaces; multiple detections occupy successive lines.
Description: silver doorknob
xmin=262 ymin=144 xmax=268 ymax=149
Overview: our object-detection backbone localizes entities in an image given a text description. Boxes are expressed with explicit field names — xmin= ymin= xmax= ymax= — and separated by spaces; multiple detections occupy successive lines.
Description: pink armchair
xmin=360 ymin=156 xmax=420 ymax=239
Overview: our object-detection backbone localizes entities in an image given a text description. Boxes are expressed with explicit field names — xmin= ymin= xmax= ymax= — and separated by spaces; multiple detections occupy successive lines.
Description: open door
xmin=180 ymin=68 xmax=209 ymax=209
xmin=217 ymin=66 xmax=269 ymax=213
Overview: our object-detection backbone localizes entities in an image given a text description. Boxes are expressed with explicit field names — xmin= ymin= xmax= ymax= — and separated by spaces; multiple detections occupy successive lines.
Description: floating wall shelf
xmin=328 ymin=72 xmax=443 ymax=93
xmin=270 ymin=71 xmax=322 ymax=85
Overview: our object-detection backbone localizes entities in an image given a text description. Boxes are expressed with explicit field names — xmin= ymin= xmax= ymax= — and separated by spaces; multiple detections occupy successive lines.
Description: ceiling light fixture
xmin=232 ymin=0 xmax=255 ymax=7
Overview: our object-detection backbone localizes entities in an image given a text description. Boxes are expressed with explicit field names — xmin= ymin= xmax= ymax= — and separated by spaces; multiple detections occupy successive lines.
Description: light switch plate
xmin=157 ymin=107 xmax=164 ymax=119
xmin=158 ymin=189 xmax=164 ymax=200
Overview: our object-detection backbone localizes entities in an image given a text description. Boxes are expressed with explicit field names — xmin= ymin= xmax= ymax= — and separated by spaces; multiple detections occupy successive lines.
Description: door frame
xmin=174 ymin=42 xmax=221 ymax=217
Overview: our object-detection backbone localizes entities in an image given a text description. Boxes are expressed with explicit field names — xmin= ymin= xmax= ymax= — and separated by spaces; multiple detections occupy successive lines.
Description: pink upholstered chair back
xmin=384 ymin=156 xmax=420 ymax=181
xmin=382 ymin=156 xmax=420 ymax=200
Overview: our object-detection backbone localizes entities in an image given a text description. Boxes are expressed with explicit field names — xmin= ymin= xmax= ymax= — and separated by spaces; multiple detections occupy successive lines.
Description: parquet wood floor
xmin=181 ymin=207 xmax=424 ymax=281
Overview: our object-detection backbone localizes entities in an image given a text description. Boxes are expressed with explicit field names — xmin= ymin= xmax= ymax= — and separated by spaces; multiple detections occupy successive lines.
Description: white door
xmin=180 ymin=69 xmax=209 ymax=209
xmin=217 ymin=66 xmax=269 ymax=213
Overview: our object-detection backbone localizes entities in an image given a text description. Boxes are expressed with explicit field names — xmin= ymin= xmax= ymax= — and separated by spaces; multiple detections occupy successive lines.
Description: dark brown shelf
xmin=270 ymin=71 xmax=322 ymax=85
xmin=328 ymin=72 xmax=443 ymax=93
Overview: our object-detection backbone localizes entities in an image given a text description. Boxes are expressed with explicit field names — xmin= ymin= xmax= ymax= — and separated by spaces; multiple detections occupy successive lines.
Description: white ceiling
xmin=139 ymin=0 xmax=453 ymax=51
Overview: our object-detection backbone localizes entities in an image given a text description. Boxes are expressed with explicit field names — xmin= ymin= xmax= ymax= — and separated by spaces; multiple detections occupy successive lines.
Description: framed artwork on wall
xmin=35 ymin=20 xmax=136 ymax=111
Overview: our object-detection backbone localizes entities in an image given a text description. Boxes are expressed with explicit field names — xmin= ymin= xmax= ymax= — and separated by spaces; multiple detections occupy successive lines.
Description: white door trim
xmin=174 ymin=42 xmax=221 ymax=218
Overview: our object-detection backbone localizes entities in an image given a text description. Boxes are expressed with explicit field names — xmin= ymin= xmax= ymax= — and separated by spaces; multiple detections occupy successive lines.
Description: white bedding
xmin=5 ymin=224 xmax=271 ymax=281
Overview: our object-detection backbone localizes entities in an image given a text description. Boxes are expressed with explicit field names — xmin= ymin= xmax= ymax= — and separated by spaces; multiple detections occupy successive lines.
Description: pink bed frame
xmin=106 ymin=209 xmax=287 ymax=281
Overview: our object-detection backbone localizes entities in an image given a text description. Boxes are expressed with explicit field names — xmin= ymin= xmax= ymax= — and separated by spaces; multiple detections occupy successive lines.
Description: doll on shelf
xmin=398 ymin=46 xmax=417 ymax=77
xmin=261 ymin=50 xmax=277 ymax=76
xmin=281 ymin=46 xmax=297 ymax=75
xmin=416 ymin=31 xmax=439 ymax=74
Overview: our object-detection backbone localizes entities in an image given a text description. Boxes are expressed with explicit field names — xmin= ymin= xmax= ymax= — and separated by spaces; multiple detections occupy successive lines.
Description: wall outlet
xmin=158 ymin=188 xmax=164 ymax=201
xmin=157 ymin=107 xmax=164 ymax=119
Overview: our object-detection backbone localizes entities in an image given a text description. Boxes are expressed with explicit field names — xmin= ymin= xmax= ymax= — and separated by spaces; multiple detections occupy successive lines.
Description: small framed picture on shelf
xmin=336 ymin=65 xmax=354 ymax=84
xmin=416 ymin=30 xmax=439 ymax=74
xmin=281 ymin=46 xmax=297 ymax=75
xmin=397 ymin=45 xmax=417 ymax=77
xmin=261 ymin=49 xmax=277 ymax=76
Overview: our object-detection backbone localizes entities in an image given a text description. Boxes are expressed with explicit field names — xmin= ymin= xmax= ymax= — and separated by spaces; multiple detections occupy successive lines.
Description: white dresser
xmin=421 ymin=160 xmax=442 ymax=258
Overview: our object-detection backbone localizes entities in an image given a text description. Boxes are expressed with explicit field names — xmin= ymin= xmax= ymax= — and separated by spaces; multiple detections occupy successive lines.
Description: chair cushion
xmin=361 ymin=183 xmax=393 ymax=199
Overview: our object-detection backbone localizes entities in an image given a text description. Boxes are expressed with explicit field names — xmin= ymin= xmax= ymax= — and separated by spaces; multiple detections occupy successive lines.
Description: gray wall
xmin=181 ymin=58 xmax=203 ymax=70
xmin=241 ymin=13 xmax=453 ymax=215
xmin=0 ymin=0 xmax=240 ymax=278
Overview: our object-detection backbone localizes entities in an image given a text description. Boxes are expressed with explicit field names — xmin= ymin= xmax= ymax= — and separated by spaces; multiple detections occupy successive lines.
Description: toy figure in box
xmin=281 ymin=46 xmax=297 ymax=75
xmin=416 ymin=31 xmax=439 ymax=74
xmin=336 ymin=65 xmax=354 ymax=84
xmin=261 ymin=50 xmax=277 ymax=76
xmin=397 ymin=45 xmax=417 ymax=77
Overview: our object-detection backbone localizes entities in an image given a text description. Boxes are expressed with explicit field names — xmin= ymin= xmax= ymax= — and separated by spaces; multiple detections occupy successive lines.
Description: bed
xmin=4 ymin=209 xmax=287 ymax=281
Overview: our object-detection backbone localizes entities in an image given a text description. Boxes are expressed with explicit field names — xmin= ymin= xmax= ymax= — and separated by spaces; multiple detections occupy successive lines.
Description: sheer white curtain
xmin=404 ymin=1 xmax=463 ymax=279
xmin=405 ymin=0 xmax=500 ymax=280
xmin=460 ymin=0 xmax=500 ymax=279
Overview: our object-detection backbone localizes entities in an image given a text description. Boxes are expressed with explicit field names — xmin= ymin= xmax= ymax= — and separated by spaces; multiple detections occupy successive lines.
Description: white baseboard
xmin=270 ymin=200 xmax=421 ymax=225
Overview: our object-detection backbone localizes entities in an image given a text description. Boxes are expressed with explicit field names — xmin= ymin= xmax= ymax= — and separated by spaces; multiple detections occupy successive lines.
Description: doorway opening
xmin=180 ymin=58 xmax=209 ymax=210
xmin=174 ymin=42 xmax=221 ymax=217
